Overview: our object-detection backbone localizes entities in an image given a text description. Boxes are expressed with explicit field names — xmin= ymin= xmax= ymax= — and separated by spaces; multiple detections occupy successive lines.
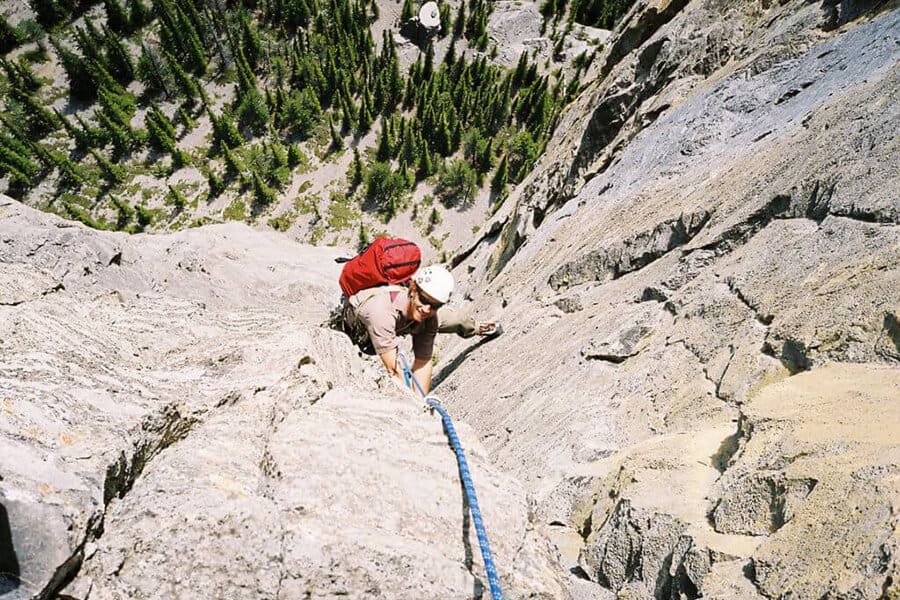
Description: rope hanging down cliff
xmin=397 ymin=351 xmax=504 ymax=600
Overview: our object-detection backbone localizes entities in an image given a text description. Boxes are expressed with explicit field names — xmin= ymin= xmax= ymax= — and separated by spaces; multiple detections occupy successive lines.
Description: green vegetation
xmin=223 ymin=198 xmax=247 ymax=221
xmin=325 ymin=191 xmax=360 ymax=230
xmin=1 ymin=0 xmax=578 ymax=233
xmin=268 ymin=210 xmax=296 ymax=231
xmin=541 ymin=0 xmax=635 ymax=28
xmin=437 ymin=159 xmax=477 ymax=207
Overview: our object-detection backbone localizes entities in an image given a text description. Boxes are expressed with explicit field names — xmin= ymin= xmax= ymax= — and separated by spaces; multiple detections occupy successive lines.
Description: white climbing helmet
xmin=413 ymin=265 xmax=454 ymax=304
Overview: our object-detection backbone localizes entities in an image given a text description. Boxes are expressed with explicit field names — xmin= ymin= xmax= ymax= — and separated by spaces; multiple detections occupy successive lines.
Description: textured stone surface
xmin=2 ymin=0 xmax=900 ymax=598
xmin=439 ymin=1 xmax=900 ymax=598
xmin=719 ymin=365 xmax=900 ymax=599
xmin=0 ymin=199 xmax=568 ymax=599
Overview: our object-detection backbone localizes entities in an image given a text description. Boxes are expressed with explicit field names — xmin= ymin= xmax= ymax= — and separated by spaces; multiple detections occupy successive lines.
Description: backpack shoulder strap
xmin=351 ymin=285 xmax=407 ymax=312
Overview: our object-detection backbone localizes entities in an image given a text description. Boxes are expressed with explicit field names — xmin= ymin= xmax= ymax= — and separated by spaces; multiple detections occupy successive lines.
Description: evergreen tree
xmin=401 ymin=126 xmax=417 ymax=166
xmin=478 ymin=137 xmax=494 ymax=174
xmin=349 ymin=146 xmax=363 ymax=189
xmin=453 ymin=1 xmax=465 ymax=38
xmin=423 ymin=42 xmax=434 ymax=80
xmin=74 ymin=18 xmax=104 ymax=63
xmin=444 ymin=40 xmax=457 ymax=67
xmin=135 ymin=204 xmax=154 ymax=231
xmin=340 ymin=99 xmax=353 ymax=132
xmin=104 ymin=26 xmax=135 ymax=83
xmin=10 ymin=87 xmax=59 ymax=138
xmin=241 ymin=13 xmax=262 ymax=68
xmin=103 ymin=0 xmax=129 ymax=33
xmin=176 ymin=4 xmax=207 ymax=74
xmin=438 ymin=158 xmax=477 ymax=207
xmin=0 ymin=57 xmax=40 ymax=92
xmin=145 ymin=105 xmax=184 ymax=164
xmin=236 ymin=88 xmax=270 ymax=134
xmin=64 ymin=202 xmax=105 ymax=229
xmin=357 ymin=221 xmax=370 ymax=251
xmin=252 ymin=169 xmax=276 ymax=206
xmin=270 ymin=140 xmax=289 ymax=168
xmin=97 ymin=110 xmax=135 ymax=155
xmin=0 ymin=132 xmax=39 ymax=188
xmin=400 ymin=0 xmax=414 ymax=22
xmin=570 ymin=0 xmax=633 ymax=29
xmin=172 ymin=146 xmax=190 ymax=168
xmin=53 ymin=38 xmax=97 ymax=100
xmin=52 ymin=152 xmax=87 ymax=187
xmin=279 ymin=87 xmax=322 ymax=138
xmin=176 ymin=106 xmax=196 ymax=131
xmin=128 ymin=0 xmax=152 ymax=30
xmin=137 ymin=43 xmax=171 ymax=97
xmin=366 ymin=161 xmax=405 ymax=217
xmin=209 ymin=108 xmax=243 ymax=152
xmin=513 ymin=52 xmax=529 ymax=88
xmin=329 ymin=114 xmax=342 ymax=150
xmin=234 ymin=46 xmax=258 ymax=92
xmin=355 ymin=96 xmax=372 ymax=136
xmin=439 ymin=3 xmax=451 ymax=35
xmin=56 ymin=110 xmax=93 ymax=150
xmin=90 ymin=148 xmax=125 ymax=183
xmin=507 ymin=130 xmax=539 ymax=183
xmin=287 ymin=143 xmax=303 ymax=167
xmin=0 ymin=17 xmax=24 ymax=54
xmin=110 ymin=195 xmax=135 ymax=230
xmin=98 ymin=86 xmax=137 ymax=128
xmin=375 ymin=123 xmax=392 ymax=162
xmin=168 ymin=184 xmax=188 ymax=210
xmin=207 ymin=168 xmax=225 ymax=197
xmin=30 ymin=0 xmax=71 ymax=29
xmin=427 ymin=206 xmax=441 ymax=233
xmin=416 ymin=144 xmax=434 ymax=179
xmin=165 ymin=51 xmax=201 ymax=102
xmin=223 ymin=145 xmax=245 ymax=179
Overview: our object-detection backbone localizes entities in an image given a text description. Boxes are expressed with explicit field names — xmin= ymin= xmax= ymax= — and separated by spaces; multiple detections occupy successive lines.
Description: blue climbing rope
xmin=398 ymin=352 xmax=504 ymax=600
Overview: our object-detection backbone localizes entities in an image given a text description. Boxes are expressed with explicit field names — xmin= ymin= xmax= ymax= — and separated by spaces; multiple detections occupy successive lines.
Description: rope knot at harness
xmin=397 ymin=351 xmax=504 ymax=600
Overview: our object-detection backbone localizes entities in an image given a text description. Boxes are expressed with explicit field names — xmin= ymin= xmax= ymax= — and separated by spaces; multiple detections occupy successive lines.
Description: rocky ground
xmin=1 ymin=0 xmax=899 ymax=599
xmin=439 ymin=0 xmax=899 ymax=597
xmin=0 ymin=197 xmax=571 ymax=599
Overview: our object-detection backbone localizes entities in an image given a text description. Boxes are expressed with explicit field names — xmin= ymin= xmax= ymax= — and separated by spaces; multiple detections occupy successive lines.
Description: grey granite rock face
xmin=438 ymin=1 xmax=900 ymax=599
xmin=0 ymin=199 xmax=569 ymax=600
xmin=3 ymin=1 xmax=899 ymax=599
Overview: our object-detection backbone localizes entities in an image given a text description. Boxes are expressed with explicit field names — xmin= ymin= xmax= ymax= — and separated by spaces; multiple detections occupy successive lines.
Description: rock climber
xmin=341 ymin=265 xmax=501 ymax=393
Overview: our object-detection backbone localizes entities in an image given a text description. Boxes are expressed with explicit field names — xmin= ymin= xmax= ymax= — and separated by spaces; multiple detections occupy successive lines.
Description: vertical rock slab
xmin=715 ymin=364 xmax=900 ymax=599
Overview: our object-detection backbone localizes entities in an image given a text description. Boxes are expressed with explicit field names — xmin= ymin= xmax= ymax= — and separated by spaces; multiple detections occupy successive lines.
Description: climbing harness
xmin=397 ymin=351 xmax=504 ymax=600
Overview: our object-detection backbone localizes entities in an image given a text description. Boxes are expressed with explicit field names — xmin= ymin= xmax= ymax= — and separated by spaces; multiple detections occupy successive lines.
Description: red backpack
xmin=338 ymin=237 xmax=421 ymax=297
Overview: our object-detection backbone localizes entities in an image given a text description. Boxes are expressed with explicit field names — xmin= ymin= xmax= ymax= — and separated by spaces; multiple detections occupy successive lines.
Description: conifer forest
xmin=0 ymin=0 xmax=634 ymax=252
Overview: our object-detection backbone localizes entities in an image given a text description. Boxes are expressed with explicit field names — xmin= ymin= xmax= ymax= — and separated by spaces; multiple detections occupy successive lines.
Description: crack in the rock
xmin=694 ymin=194 xmax=792 ymax=257
xmin=549 ymin=211 xmax=710 ymax=291
xmin=274 ymin=511 xmax=288 ymax=600
xmin=666 ymin=337 xmax=721 ymax=397
xmin=583 ymin=353 xmax=631 ymax=364
xmin=877 ymin=311 xmax=900 ymax=362
xmin=450 ymin=216 xmax=508 ymax=269
xmin=37 ymin=403 xmax=201 ymax=599
xmin=32 ymin=526 xmax=93 ymax=600
xmin=742 ymin=560 xmax=766 ymax=598
xmin=724 ymin=278 xmax=773 ymax=326
xmin=695 ymin=184 xmax=898 ymax=264
xmin=761 ymin=336 xmax=812 ymax=374
xmin=710 ymin=412 xmax=745 ymax=476
xmin=710 ymin=345 xmax=736 ymax=402
xmin=25 ymin=238 xmax=52 ymax=257
xmin=0 ymin=283 xmax=65 ymax=307
xmin=102 ymin=404 xmax=200 ymax=505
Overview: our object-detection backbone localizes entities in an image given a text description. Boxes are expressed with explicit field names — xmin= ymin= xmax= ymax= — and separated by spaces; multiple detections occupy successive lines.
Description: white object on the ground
xmin=419 ymin=1 xmax=440 ymax=29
